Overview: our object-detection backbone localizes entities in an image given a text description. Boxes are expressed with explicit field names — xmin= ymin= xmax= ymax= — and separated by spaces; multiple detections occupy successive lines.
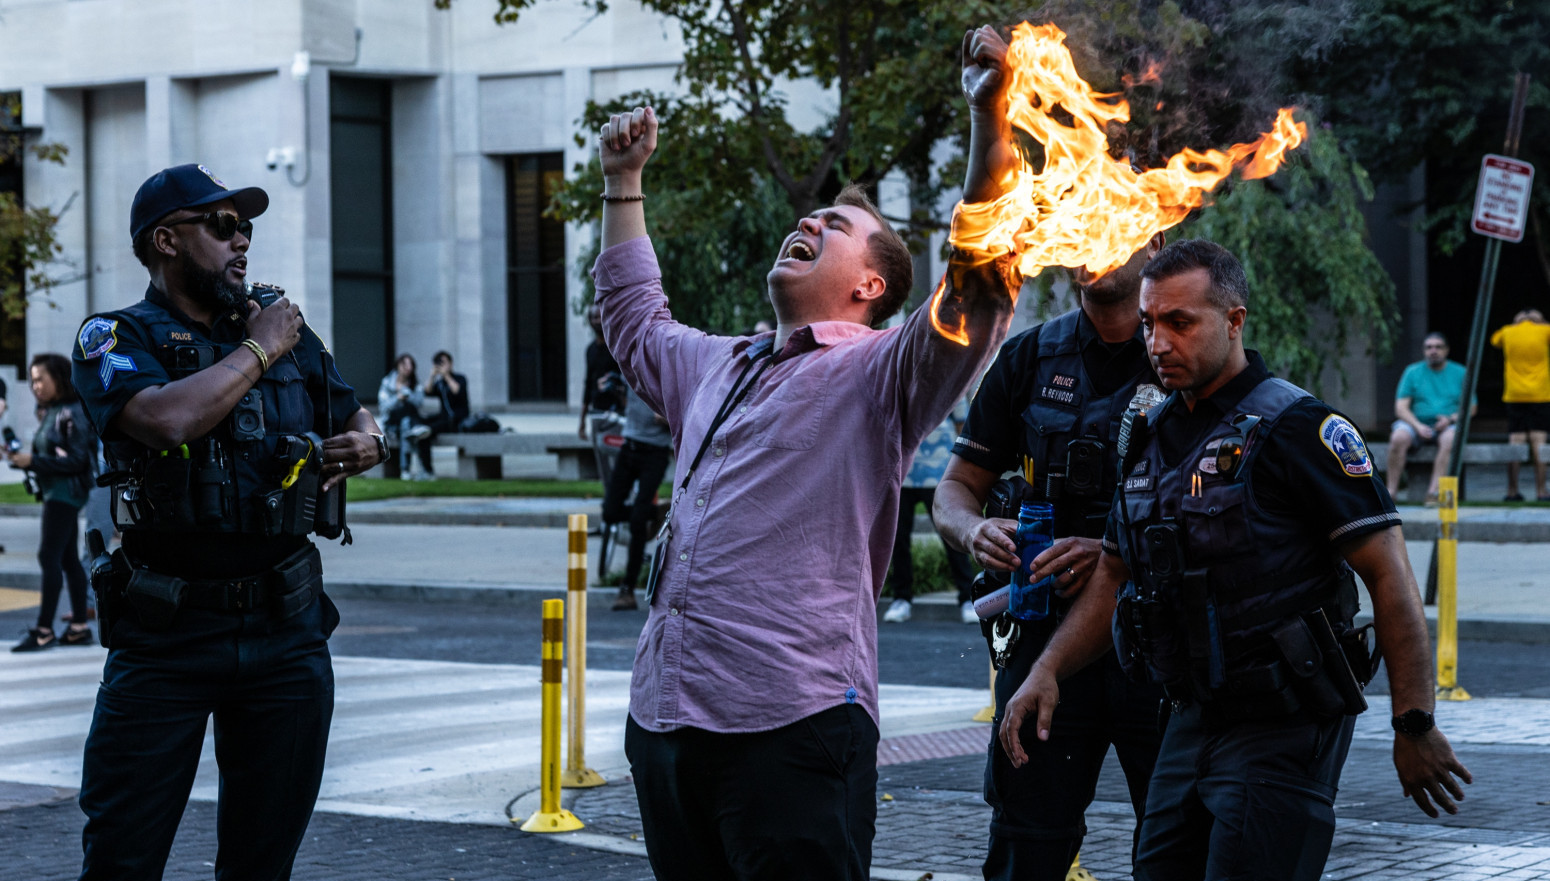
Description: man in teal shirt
xmin=1389 ymin=332 xmax=1475 ymax=503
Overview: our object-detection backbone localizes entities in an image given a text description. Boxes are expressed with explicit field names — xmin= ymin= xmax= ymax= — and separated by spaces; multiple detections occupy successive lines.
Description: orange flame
xmin=950 ymin=22 xmax=1308 ymax=281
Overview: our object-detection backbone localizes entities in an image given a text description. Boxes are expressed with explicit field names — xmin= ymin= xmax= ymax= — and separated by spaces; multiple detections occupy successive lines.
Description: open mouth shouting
xmin=783 ymin=239 xmax=817 ymax=262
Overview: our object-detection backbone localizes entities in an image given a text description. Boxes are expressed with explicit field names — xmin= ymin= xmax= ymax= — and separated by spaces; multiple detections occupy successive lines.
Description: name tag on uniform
xmin=1124 ymin=474 xmax=1155 ymax=492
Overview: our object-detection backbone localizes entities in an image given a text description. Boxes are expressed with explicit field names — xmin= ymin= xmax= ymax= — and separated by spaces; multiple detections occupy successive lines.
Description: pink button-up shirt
xmin=594 ymin=236 xmax=1013 ymax=733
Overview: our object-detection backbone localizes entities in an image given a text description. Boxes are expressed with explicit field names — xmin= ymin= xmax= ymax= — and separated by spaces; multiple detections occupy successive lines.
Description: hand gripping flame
xmin=946 ymin=21 xmax=1308 ymax=289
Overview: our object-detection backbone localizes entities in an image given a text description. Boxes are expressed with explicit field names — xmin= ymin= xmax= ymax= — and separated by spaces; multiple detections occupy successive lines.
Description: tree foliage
xmin=1299 ymin=0 xmax=1550 ymax=285
xmin=452 ymin=0 xmax=1402 ymax=384
xmin=0 ymin=93 xmax=68 ymax=321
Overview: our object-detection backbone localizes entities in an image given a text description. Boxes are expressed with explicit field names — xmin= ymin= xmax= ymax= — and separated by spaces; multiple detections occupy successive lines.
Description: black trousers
xmin=78 ymin=590 xmax=339 ymax=880
xmin=625 ymin=704 xmax=879 ymax=881
xmin=1134 ymin=703 xmax=1355 ymax=881
xmin=601 ymin=440 xmax=671 ymax=587
xmin=37 ymin=499 xmax=89 ymax=629
xmin=984 ymin=617 xmax=1164 ymax=881
xmin=887 ymin=486 xmax=975 ymax=603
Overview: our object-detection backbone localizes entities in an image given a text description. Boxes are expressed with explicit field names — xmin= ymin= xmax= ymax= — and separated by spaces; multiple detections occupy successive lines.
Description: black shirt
xmin=1105 ymin=350 xmax=1401 ymax=550
xmin=430 ymin=372 xmax=471 ymax=424
xmin=583 ymin=339 xmax=625 ymax=414
xmin=954 ymin=309 xmax=1151 ymax=477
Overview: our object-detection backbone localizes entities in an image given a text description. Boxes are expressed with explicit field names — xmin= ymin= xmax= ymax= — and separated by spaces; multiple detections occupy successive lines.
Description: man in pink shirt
xmin=592 ymin=25 xmax=1020 ymax=880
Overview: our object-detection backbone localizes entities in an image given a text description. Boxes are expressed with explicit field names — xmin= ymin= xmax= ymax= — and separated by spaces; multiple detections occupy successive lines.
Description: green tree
xmin=1299 ymin=0 xmax=1550 ymax=283
xmin=450 ymin=0 xmax=1400 ymax=386
xmin=0 ymin=94 xmax=68 ymax=322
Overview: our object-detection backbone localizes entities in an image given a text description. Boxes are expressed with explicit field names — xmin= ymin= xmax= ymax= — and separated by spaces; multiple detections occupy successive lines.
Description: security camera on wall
xmin=265 ymin=147 xmax=297 ymax=172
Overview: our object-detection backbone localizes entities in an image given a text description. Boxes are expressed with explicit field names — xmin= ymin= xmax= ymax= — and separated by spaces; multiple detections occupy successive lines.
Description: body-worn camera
xmin=173 ymin=345 xmax=214 ymax=378
xmin=1064 ymin=438 xmax=1106 ymax=498
xmin=1143 ymin=522 xmax=1185 ymax=588
xmin=230 ymin=389 xmax=266 ymax=442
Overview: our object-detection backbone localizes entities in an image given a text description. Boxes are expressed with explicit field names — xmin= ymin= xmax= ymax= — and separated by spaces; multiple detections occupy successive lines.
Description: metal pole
xmin=1424 ymin=71 xmax=1531 ymax=600
xmin=520 ymin=599 xmax=584 ymax=832
xmin=563 ymin=514 xmax=605 ymax=788
xmin=1446 ymin=71 xmax=1532 ymax=481
xmin=1434 ymin=478 xmax=1470 ymax=701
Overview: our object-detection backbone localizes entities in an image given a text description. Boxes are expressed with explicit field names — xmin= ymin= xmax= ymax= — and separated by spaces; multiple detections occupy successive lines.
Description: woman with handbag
xmin=9 ymin=353 xmax=97 ymax=652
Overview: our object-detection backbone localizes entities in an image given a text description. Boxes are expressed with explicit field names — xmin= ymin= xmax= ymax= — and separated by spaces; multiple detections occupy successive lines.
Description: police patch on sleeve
xmin=98 ymin=353 xmax=137 ymax=390
xmin=1319 ymin=414 xmax=1373 ymax=477
xmin=78 ymin=317 xmax=118 ymax=359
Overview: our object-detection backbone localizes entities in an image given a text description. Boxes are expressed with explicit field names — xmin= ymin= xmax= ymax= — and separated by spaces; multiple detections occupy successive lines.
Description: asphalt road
xmin=6 ymin=591 xmax=1546 ymax=697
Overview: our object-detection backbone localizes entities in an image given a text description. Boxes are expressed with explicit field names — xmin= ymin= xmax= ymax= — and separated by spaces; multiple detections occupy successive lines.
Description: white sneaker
xmin=960 ymin=600 xmax=978 ymax=625
xmin=882 ymin=599 xmax=912 ymax=623
xmin=405 ymin=424 xmax=433 ymax=441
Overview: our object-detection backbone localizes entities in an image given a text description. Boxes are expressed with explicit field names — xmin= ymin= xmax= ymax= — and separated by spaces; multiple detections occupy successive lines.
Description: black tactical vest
xmin=1113 ymin=375 xmax=1358 ymax=702
xmin=1018 ymin=309 xmax=1156 ymax=539
xmin=100 ymin=293 xmax=331 ymax=538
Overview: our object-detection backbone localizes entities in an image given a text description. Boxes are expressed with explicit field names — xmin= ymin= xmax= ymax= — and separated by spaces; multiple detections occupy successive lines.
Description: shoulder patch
xmin=98 ymin=353 xmax=137 ymax=391
xmin=1319 ymin=414 xmax=1372 ymax=477
xmin=79 ymin=317 xmax=118 ymax=360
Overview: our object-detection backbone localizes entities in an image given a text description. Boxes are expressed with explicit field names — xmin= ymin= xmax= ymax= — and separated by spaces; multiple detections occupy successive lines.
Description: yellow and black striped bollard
xmin=563 ymin=514 xmax=605 ymax=787
xmin=519 ymin=599 xmax=584 ymax=832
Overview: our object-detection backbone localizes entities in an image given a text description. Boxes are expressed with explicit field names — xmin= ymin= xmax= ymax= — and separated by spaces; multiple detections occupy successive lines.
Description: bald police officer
xmin=72 ymin=164 xmax=385 ymax=880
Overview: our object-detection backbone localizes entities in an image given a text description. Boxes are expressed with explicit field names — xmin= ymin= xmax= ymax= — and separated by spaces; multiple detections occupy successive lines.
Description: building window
xmin=329 ymin=77 xmax=394 ymax=397
xmin=0 ymin=93 xmax=29 ymax=370
xmin=506 ymin=153 xmax=566 ymax=402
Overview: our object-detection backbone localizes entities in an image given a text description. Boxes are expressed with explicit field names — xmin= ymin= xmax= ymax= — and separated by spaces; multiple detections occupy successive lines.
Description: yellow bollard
xmin=519 ymin=599 xmax=585 ymax=832
xmin=1434 ymin=478 xmax=1471 ymax=701
xmin=1066 ymin=853 xmax=1098 ymax=881
xmin=973 ymin=660 xmax=996 ymax=723
xmin=563 ymin=514 xmax=605 ymax=788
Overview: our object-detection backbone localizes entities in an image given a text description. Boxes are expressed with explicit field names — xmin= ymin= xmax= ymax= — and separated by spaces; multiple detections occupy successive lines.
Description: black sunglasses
xmin=163 ymin=212 xmax=254 ymax=242
xmin=1207 ymin=413 xmax=1262 ymax=478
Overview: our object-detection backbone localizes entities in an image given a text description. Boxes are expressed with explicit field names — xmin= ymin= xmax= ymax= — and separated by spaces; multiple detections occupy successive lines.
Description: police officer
xmin=1001 ymin=240 xmax=1472 ymax=880
xmin=71 ymin=164 xmax=385 ymax=881
xmin=936 ymin=235 xmax=1167 ymax=880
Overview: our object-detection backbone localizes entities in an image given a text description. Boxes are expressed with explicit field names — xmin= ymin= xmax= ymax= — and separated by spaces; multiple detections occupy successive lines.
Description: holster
xmin=1269 ymin=608 xmax=1368 ymax=719
xmin=125 ymin=568 xmax=187 ymax=632
xmin=90 ymin=547 xmax=130 ymax=648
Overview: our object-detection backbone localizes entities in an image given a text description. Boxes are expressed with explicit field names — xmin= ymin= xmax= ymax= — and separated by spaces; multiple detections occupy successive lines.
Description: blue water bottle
xmin=1009 ymin=502 xmax=1055 ymax=620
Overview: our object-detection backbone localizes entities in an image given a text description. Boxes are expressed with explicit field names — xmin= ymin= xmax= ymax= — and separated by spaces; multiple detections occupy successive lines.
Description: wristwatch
xmin=1391 ymin=708 xmax=1435 ymax=738
xmin=369 ymin=432 xmax=391 ymax=463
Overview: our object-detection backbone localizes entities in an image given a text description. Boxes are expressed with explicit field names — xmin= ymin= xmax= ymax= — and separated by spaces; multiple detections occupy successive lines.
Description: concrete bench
xmin=1370 ymin=442 xmax=1550 ymax=502
xmin=545 ymin=439 xmax=600 ymax=481
xmin=435 ymin=432 xmax=535 ymax=480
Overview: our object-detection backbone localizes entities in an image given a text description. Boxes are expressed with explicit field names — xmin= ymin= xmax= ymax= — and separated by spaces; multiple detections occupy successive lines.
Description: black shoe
xmin=1506 ymin=493 xmax=1526 ymax=502
xmin=611 ymin=588 xmax=638 ymax=611
xmin=58 ymin=627 xmax=95 ymax=647
xmin=10 ymin=628 xmax=56 ymax=653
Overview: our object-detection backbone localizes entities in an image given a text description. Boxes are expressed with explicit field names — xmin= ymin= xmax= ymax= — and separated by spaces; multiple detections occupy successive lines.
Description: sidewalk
xmin=0 ymin=496 xmax=1545 ymax=634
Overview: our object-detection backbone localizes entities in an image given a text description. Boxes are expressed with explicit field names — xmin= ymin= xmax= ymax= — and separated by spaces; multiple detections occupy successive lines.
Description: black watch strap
xmin=1391 ymin=708 xmax=1435 ymax=737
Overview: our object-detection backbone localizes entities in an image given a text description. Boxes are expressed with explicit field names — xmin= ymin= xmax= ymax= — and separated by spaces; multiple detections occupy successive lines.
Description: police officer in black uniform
xmin=71 ymin=164 xmax=386 ymax=881
xmin=936 ymin=235 xmax=1167 ymax=880
xmin=1001 ymin=240 xmax=1472 ymax=880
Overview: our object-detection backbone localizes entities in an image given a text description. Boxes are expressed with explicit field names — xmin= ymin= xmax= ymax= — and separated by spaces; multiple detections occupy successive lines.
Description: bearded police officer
xmin=1001 ymin=240 xmax=1471 ymax=880
xmin=71 ymin=164 xmax=384 ymax=881
xmin=935 ymin=234 xmax=1167 ymax=880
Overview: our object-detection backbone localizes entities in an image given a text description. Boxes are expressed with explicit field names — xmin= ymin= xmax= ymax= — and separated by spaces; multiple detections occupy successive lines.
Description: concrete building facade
xmin=0 ymin=0 xmax=698 ymax=410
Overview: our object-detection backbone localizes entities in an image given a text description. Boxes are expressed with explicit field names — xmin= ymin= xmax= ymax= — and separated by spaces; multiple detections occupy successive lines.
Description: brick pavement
xmin=6 ymin=729 xmax=1549 ymax=880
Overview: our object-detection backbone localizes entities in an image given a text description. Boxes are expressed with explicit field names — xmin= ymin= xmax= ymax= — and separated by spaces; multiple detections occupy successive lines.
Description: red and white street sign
xmin=1472 ymin=154 xmax=1535 ymax=243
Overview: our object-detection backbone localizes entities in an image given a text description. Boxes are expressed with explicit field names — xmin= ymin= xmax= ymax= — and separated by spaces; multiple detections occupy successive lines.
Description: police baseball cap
xmin=129 ymin=164 xmax=269 ymax=242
